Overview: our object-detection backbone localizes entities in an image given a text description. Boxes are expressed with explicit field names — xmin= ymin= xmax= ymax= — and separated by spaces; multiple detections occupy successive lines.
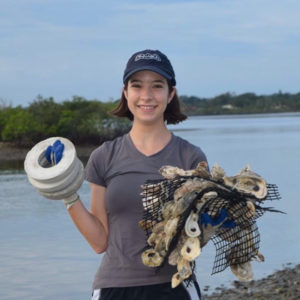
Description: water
xmin=1 ymin=113 xmax=300 ymax=299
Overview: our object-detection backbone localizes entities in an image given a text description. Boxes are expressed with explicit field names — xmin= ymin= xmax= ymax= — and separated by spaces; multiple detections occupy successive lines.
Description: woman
xmin=66 ymin=49 xmax=207 ymax=300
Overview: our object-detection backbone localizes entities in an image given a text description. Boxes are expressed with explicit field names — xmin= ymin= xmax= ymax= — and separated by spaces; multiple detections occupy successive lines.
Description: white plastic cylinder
xmin=24 ymin=137 xmax=84 ymax=200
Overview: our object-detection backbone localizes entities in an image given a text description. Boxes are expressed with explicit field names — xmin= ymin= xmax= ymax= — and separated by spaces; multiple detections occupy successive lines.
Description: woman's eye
xmin=153 ymin=84 xmax=163 ymax=89
xmin=131 ymin=84 xmax=141 ymax=88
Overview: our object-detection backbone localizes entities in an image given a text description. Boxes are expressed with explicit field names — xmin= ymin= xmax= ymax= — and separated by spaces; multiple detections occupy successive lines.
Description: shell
xmin=253 ymin=252 xmax=265 ymax=262
xmin=138 ymin=219 xmax=156 ymax=231
xmin=177 ymin=257 xmax=192 ymax=279
xmin=164 ymin=217 xmax=179 ymax=249
xmin=223 ymin=174 xmax=267 ymax=199
xmin=193 ymin=161 xmax=211 ymax=179
xmin=230 ymin=261 xmax=253 ymax=281
xmin=168 ymin=248 xmax=181 ymax=266
xmin=200 ymin=191 xmax=218 ymax=201
xmin=172 ymin=200 xmax=189 ymax=217
xmin=159 ymin=166 xmax=188 ymax=179
xmin=170 ymin=190 xmax=200 ymax=218
xmin=141 ymin=249 xmax=163 ymax=267
xmin=154 ymin=237 xmax=167 ymax=257
xmin=147 ymin=232 xmax=158 ymax=247
xmin=173 ymin=179 xmax=196 ymax=201
xmin=246 ymin=200 xmax=256 ymax=218
xmin=211 ymin=163 xmax=226 ymax=182
xmin=152 ymin=221 xmax=165 ymax=233
xmin=185 ymin=211 xmax=201 ymax=237
xmin=171 ymin=272 xmax=184 ymax=288
xmin=195 ymin=191 xmax=218 ymax=211
xmin=161 ymin=201 xmax=176 ymax=219
xmin=180 ymin=237 xmax=201 ymax=261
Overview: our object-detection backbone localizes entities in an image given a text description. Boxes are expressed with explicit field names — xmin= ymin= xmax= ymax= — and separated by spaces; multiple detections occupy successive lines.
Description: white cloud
xmin=0 ymin=0 xmax=300 ymax=105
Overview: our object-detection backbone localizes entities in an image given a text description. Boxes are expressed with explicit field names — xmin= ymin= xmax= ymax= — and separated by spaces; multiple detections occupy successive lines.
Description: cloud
xmin=0 ymin=0 xmax=300 ymax=105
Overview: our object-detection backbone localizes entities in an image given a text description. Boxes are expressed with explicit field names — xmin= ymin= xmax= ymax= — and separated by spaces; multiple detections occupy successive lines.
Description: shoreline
xmin=202 ymin=263 xmax=300 ymax=299
xmin=0 ymin=142 xmax=96 ymax=162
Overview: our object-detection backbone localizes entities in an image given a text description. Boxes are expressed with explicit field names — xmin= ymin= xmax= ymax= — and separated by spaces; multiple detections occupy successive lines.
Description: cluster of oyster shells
xmin=140 ymin=162 xmax=268 ymax=287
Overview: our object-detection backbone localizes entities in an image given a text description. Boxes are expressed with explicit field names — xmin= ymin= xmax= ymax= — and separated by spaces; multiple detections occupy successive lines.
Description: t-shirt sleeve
xmin=189 ymin=145 xmax=208 ymax=170
xmin=84 ymin=144 xmax=107 ymax=187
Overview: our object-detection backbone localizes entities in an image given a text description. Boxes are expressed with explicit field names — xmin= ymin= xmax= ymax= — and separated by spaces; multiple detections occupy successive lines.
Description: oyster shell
xmin=177 ymin=257 xmax=192 ymax=279
xmin=246 ymin=200 xmax=256 ymax=218
xmin=185 ymin=211 xmax=201 ymax=237
xmin=230 ymin=261 xmax=253 ymax=281
xmin=159 ymin=162 xmax=210 ymax=180
xmin=171 ymin=272 xmax=184 ymax=288
xmin=193 ymin=161 xmax=211 ymax=179
xmin=141 ymin=249 xmax=163 ymax=267
xmin=180 ymin=237 xmax=201 ymax=261
xmin=159 ymin=165 xmax=195 ymax=179
xmin=168 ymin=248 xmax=181 ymax=266
xmin=211 ymin=163 xmax=226 ymax=182
xmin=164 ymin=217 xmax=179 ymax=249
xmin=223 ymin=166 xmax=267 ymax=199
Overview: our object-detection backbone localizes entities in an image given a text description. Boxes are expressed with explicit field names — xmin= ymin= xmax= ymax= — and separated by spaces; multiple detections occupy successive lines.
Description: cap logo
xmin=135 ymin=53 xmax=161 ymax=62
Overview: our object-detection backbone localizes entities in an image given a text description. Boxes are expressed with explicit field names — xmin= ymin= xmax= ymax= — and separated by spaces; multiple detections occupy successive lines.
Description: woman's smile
xmin=138 ymin=104 xmax=157 ymax=112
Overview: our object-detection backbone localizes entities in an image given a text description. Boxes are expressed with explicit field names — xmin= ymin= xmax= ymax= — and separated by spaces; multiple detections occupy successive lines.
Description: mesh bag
xmin=141 ymin=176 xmax=281 ymax=277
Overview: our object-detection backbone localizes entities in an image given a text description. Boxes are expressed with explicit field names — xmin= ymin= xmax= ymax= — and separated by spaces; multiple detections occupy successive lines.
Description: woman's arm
xmin=67 ymin=183 xmax=108 ymax=254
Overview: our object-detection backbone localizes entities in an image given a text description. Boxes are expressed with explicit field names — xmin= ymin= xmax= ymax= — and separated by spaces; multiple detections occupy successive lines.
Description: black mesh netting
xmin=140 ymin=177 xmax=281 ymax=276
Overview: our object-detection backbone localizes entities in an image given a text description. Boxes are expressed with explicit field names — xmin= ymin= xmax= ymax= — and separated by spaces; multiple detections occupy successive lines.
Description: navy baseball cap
xmin=123 ymin=49 xmax=176 ymax=86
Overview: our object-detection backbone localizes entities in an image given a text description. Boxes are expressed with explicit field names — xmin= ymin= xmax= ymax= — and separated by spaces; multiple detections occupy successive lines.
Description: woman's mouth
xmin=138 ymin=105 xmax=156 ymax=112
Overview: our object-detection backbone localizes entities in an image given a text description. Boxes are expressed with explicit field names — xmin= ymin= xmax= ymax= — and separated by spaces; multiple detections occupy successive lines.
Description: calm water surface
xmin=1 ymin=113 xmax=299 ymax=299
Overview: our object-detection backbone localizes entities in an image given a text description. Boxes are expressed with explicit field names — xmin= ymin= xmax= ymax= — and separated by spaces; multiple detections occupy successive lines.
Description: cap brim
xmin=123 ymin=66 xmax=172 ymax=83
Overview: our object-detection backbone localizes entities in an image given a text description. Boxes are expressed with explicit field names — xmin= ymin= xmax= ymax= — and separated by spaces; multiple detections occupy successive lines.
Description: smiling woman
xmin=124 ymin=71 xmax=175 ymax=126
xmin=111 ymin=51 xmax=186 ymax=125
xmin=64 ymin=49 xmax=208 ymax=300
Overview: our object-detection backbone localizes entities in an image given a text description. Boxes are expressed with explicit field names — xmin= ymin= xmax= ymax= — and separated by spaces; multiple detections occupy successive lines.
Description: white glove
xmin=63 ymin=193 xmax=80 ymax=210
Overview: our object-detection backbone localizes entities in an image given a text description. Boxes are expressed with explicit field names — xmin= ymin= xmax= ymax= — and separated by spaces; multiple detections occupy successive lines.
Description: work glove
xmin=45 ymin=139 xmax=65 ymax=165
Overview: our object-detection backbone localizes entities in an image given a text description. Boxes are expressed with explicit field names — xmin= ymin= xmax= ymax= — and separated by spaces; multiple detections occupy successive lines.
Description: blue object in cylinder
xmin=45 ymin=139 xmax=65 ymax=165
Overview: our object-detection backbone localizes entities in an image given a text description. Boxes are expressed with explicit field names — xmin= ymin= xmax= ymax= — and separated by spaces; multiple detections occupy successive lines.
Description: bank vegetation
xmin=0 ymin=91 xmax=299 ymax=146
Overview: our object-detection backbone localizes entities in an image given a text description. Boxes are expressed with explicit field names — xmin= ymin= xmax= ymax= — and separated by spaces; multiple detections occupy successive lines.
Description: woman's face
xmin=123 ymin=70 xmax=175 ymax=125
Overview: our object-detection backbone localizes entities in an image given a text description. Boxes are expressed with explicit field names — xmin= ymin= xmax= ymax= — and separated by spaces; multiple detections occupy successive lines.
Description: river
xmin=1 ymin=113 xmax=299 ymax=299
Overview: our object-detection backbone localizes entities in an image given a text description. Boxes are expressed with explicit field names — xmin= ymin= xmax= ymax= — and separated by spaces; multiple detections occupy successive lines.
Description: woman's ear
xmin=123 ymin=85 xmax=128 ymax=100
xmin=168 ymin=87 xmax=176 ymax=103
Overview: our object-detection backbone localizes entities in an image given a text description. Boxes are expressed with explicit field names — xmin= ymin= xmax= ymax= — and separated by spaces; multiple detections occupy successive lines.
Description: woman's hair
xmin=110 ymin=82 xmax=187 ymax=125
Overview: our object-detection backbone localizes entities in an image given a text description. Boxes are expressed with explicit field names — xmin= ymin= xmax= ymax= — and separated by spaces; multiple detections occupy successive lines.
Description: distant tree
xmin=1 ymin=107 xmax=40 ymax=145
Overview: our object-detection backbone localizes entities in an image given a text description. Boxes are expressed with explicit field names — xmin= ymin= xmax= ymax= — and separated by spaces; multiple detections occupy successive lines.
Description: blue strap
xmin=201 ymin=208 xmax=236 ymax=229
xmin=45 ymin=139 xmax=65 ymax=164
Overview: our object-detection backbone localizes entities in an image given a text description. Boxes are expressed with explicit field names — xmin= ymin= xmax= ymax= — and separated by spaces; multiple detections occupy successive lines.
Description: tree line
xmin=0 ymin=96 xmax=131 ymax=146
xmin=180 ymin=91 xmax=300 ymax=115
xmin=0 ymin=91 xmax=299 ymax=146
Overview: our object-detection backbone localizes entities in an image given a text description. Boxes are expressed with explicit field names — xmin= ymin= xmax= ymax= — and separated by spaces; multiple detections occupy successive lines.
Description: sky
xmin=1 ymin=0 xmax=300 ymax=107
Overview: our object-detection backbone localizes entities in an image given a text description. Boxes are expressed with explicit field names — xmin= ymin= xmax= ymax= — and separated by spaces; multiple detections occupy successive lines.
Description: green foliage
xmin=1 ymin=91 xmax=300 ymax=146
xmin=180 ymin=91 xmax=300 ymax=115
xmin=0 ymin=96 xmax=131 ymax=146
xmin=1 ymin=107 xmax=40 ymax=145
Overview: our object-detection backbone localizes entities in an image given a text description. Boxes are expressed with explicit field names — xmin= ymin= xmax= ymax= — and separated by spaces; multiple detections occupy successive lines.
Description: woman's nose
xmin=140 ymin=87 xmax=153 ymax=100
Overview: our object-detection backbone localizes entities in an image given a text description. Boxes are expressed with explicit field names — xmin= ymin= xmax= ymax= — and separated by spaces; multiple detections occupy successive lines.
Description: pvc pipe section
xmin=24 ymin=137 xmax=84 ymax=200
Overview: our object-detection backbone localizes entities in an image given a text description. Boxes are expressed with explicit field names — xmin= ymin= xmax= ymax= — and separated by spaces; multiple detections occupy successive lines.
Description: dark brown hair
xmin=110 ymin=83 xmax=187 ymax=125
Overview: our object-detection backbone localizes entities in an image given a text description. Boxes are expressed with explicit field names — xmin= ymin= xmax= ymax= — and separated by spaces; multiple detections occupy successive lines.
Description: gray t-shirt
xmin=84 ymin=133 xmax=207 ymax=289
